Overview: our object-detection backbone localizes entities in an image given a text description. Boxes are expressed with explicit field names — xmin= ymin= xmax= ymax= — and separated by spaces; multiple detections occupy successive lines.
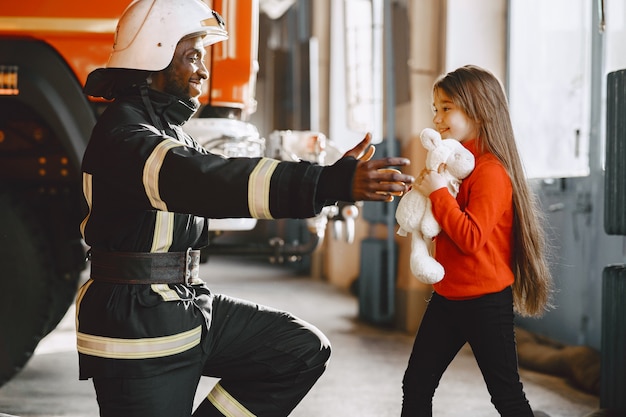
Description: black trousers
xmin=401 ymin=287 xmax=533 ymax=417
xmin=93 ymin=293 xmax=331 ymax=417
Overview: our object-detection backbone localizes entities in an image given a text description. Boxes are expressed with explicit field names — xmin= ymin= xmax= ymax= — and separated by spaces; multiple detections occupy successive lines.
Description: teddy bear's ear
xmin=420 ymin=128 xmax=442 ymax=151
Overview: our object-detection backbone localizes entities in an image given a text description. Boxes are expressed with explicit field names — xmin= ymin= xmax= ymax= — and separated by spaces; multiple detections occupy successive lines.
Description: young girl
xmin=401 ymin=65 xmax=553 ymax=416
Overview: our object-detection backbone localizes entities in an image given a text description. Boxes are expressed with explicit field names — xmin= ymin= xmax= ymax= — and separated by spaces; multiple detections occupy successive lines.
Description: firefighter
xmin=77 ymin=0 xmax=413 ymax=416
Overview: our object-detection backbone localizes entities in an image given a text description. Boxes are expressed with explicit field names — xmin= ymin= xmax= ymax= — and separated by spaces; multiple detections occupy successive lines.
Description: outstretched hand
xmin=345 ymin=133 xmax=414 ymax=202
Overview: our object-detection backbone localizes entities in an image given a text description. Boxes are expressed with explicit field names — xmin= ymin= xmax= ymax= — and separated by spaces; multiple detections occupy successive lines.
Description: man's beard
xmin=162 ymin=67 xmax=200 ymax=107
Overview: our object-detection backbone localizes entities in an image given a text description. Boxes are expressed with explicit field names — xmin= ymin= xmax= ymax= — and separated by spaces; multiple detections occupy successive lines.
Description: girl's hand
xmin=415 ymin=164 xmax=447 ymax=197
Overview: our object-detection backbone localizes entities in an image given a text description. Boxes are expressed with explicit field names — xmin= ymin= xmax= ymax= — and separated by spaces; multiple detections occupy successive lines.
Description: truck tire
xmin=0 ymin=194 xmax=80 ymax=387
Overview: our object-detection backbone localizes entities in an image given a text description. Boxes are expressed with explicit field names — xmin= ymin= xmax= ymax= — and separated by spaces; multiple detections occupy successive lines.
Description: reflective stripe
xmin=248 ymin=158 xmax=278 ymax=220
xmin=151 ymin=284 xmax=181 ymax=301
xmin=80 ymin=173 xmax=93 ymax=239
xmin=208 ymin=382 xmax=256 ymax=417
xmin=151 ymin=211 xmax=174 ymax=252
xmin=144 ymin=140 xmax=183 ymax=211
xmin=77 ymin=325 xmax=202 ymax=360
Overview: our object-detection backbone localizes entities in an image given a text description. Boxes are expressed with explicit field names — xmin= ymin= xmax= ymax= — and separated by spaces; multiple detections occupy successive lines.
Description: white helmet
xmin=107 ymin=0 xmax=228 ymax=71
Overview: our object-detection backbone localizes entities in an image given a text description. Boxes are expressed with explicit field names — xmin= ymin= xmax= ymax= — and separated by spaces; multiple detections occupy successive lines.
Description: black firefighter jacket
xmin=76 ymin=87 xmax=357 ymax=379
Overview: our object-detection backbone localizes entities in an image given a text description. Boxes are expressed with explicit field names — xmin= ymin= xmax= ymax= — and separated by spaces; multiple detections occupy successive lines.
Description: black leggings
xmin=401 ymin=287 xmax=533 ymax=417
xmin=94 ymin=294 xmax=331 ymax=417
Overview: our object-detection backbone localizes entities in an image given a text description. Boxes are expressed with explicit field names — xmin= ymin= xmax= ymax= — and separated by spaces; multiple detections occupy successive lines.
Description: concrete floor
xmin=0 ymin=256 xmax=600 ymax=416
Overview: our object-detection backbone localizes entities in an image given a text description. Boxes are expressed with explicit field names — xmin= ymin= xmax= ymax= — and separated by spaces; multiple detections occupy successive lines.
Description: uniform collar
xmin=84 ymin=68 xmax=198 ymax=126
xmin=144 ymin=88 xmax=199 ymax=126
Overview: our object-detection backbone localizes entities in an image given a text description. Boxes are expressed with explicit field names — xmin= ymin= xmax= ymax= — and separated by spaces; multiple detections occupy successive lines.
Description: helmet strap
xmin=140 ymin=84 xmax=165 ymax=133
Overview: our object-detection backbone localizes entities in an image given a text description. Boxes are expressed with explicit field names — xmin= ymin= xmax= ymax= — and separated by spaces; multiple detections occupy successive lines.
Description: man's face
xmin=151 ymin=35 xmax=208 ymax=105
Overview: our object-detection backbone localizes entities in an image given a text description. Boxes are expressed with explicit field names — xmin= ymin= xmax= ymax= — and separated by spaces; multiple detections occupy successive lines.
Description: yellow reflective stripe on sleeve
xmin=77 ymin=325 xmax=202 ymax=360
xmin=150 ymin=211 xmax=174 ymax=252
xmin=208 ymin=382 xmax=256 ymax=417
xmin=248 ymin=158 xmax=278 ymax=220
xmin=144 ymin=140 xmax=183 ymax=211
xmin=151 ymin=284 xmax=181 ymax=301
xmin=79 ymin=173 xmax=93 ymax=239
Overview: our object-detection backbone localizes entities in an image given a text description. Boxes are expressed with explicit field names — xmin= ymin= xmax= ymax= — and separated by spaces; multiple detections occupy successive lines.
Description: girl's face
xmin=432 ymin=89 xmax=479 ymax=143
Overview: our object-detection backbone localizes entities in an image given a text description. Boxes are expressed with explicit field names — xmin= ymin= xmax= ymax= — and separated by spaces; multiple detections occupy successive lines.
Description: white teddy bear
xmin=395 ymin=128 xmax=475 ymax=284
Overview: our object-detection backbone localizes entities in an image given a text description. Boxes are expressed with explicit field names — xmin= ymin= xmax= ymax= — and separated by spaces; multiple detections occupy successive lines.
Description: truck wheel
xmin=0 ymin=194 xmax=79 ymax=387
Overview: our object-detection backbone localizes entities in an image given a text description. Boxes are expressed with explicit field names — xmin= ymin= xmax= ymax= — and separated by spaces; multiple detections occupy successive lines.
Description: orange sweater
xmin=430 ymin=138 xmax=514 ymax=299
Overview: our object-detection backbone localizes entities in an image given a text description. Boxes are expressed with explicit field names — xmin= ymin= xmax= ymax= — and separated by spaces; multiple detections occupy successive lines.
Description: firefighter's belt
xmin=89 ymin=249 xmax=201 ymax=285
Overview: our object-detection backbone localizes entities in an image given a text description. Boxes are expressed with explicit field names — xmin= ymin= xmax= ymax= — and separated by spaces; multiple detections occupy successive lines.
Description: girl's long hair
xmin=434 ymin=65 xmax=553 ymax=317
